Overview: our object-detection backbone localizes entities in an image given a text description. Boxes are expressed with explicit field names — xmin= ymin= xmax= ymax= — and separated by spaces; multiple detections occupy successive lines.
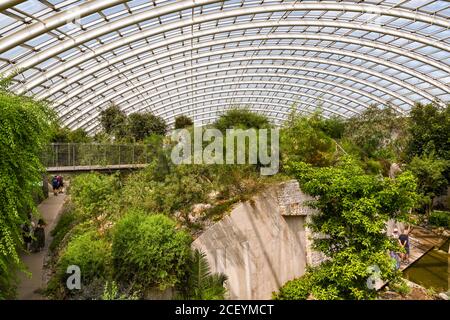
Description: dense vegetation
xmin=1 ymin=91 xmax=448 ymax=300
xmin=0 ymin=80 xmax=53 ymax=298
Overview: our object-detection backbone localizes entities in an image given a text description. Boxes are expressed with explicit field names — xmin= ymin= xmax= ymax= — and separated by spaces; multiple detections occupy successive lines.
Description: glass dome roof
xmin=1 ymin=0 xmax=449 ymax=133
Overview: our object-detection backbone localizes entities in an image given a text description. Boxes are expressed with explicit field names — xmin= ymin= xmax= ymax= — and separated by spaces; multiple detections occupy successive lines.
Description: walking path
xmin=17 ymin=190 xmax=66 ymax=300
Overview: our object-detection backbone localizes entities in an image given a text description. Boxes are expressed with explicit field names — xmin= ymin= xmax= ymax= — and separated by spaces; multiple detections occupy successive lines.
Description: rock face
xmin=192 ymin=180 xmax=321 ymax=299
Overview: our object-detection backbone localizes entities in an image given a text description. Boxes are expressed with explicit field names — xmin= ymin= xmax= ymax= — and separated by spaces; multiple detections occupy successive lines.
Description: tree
xmin=0 ymin=85 xmax=53 ymax=298
xmin=174 ymin=115 xmax=194 ymax=129
xmin=178 ymin=249 xmax=227 ymax=300
xmin=280 ymin=112 xmax=336 ymax=167
xmin=279 ymin=157 xmax=418 ymax=299
xmin=99 ymin=104 xmax=127 ymax=138
xmin=127 ymin=112 xmax=167 ymax=141
xmin=213 ymin=108 xmax=271 ymax=131
xmin=344 ymin=105 xmax=408 ymax=161
xmin=408 ymin=155 xmax=449 ymax=214
xmin=407 ymin=102 xmax=450 ymax=160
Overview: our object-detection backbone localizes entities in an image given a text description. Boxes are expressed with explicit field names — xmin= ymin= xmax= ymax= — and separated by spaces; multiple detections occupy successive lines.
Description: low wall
xmin=192 ymin=180 xmax=317 ymax=299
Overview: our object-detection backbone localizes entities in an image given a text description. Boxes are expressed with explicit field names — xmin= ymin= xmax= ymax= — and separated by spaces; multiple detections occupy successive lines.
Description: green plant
xmin=112 ymin=212 xmax=191 ymax=291
xmin=0 ymin=83 xmax=53 ymax=298
xmin=49 ymin=204 xmax=78 ymax=252
xmin=407 ymin=102 xmax=450 ymax=160
xmin=408 ymin=155 xmax=449 ymax=214
xmin=57 ymin=231 xmax=112 ymax=286
xmin=101 ymin=281 xmax=139 ymax=300
xmin=213 ymin=108 xmax=271 ymax=131
xmin=280 ymin=111 xmax=336 ymax=167
xmin=179 ymin=249 xmax=227 ymax=300
xmin=174 ymin=115 xmax=194 ymax=129
xmin=282 ymin=157 xmax=419 ymax=299
xmin=391 ymin=279 xmax=411 ymax=296
xmin=429 ymin=211 xmax=450 ymax=227
xmin=70 ymin=173 xmax=120 ymax=217
xmin=273 ymin=274 xmax=312 ymax=300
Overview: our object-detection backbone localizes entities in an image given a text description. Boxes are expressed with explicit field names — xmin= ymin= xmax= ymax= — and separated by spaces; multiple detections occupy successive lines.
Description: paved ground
xmin=17 ymin=190 xmax=66 ymax=300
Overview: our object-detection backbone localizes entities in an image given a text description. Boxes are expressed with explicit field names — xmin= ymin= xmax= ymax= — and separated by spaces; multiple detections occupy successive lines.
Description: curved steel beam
xmin=55 ymin=50 xmax=433 ymax=116
xmin=4 ymin=2 xmax=449 ymax=77
xmin=131 ymin=88 xmax=351 ymax=118
xmin=0 ymin=0 xmax=26 ymax=12
xmin=18 ymin=19 xmax=450 ymax=95
xmin=0 ymin=0 xmax=128 ymax=53
xmin=59 ymin=55 xmax=412 ymax=123
xmin=32 ymin=30 xmax=449 ymax=101
xmin=114 ymin=78 xmax=366 ymax=114
xmin=73 ymin=70 xmax=391 ymax=130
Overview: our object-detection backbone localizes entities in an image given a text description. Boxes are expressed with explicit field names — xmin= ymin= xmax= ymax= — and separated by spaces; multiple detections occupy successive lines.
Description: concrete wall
xmin=192 ymin=180 xmax=316 ymax=300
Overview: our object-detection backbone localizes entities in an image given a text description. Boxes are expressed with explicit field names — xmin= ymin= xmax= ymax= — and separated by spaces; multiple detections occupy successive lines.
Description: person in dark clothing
xmin=30 ymin=219 xmax=46 ymax=253
xmin=57 ymin=175 xmax=64 ymax=194
xmin=398 ymin=225 xmax=412 ymax=264
xmin=51 ymin=175 xmax=59 ymax=196
xmin=22 ymin=224 xmax=32 ymax=251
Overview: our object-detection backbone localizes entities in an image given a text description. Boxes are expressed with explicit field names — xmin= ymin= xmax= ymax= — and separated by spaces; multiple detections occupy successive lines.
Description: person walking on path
xmin=30 ymin=219 xmax=46 ymax=253
xmin=56 ymin=175 xmax=64 ymax=194
xmin=399 ymin=225 xmax=412 ymax=264
xmin=51 ymin=175 xmax=59 ymax=196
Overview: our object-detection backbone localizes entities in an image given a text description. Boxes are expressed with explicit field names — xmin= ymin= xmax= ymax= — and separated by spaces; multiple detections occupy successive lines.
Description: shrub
xmin=70 ymin=173 xmax=120 ymax=217
xmin=174 ymin=115 xmax=194 ymax=129
xmin=273 ymin=274 xmax=311 ymax=300
xmin=50 ymin=204 xmax=78 ymax=252
xmin=429 ymin=211 xmax=450 ymax=227
xmin=57 ymin=231 xmax=112 ymax=286
xmin=213 ymin=108 xmax=271 ymax=131
xmin=0 ymin=82 xmax=53 ymax=298
xmin=391 ymin=279 xmax=411 ymax=296
xmin=112 ymin=212 xmax=191 ymax=290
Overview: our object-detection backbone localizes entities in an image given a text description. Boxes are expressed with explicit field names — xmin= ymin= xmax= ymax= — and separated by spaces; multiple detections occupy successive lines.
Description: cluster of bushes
xmin=429 ymin=211 xmax=450 ymax=228
xmin=46 ymin=104 xmax=448 ymax=300
xmin=0 ymin=79 xmax=53 ymax=298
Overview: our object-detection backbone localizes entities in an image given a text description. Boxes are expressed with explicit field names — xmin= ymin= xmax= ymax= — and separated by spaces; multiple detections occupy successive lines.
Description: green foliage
xmin=273 ymin=273 xmax=311 ymax=300
xmin=179 ymin=249 xmax=227 ymax=300
xmin=429 ymin=211 xmax=450 ymax=228
xmin=50 ymin=124 xmax=91 ymax=143
xmin=344 ymin=105 xmax=408 ymax=161
xmin=283 ymin=157 xmax=419 ymax=299
xmin=407 ymin=102 xmax=450 ymax=160
xmin=280 ymin=112 xmax=336 ymax=167
xmin=408 ymin=155 xmax=449 ymax=213
xmin=391 ymin=279 xmax=411 ymax=296
xmin=101 ymin=281 xmax=139 ymax=300
xmin=112 ymin=212 xmax=192 ymax=291
xmin=127 ymin=112 xmax=167 ymax=141
xmin=213 ymin=108 xmax=271 ymax=131
xmin=70 ymin=173 xmax=120 ymax=217
xmin=174 ymin=115 xmax=194 ymax=129
xmin=99 ymin=104 xmax=127 ymax=139
xmin=57 ymin=231 xmax=112 ymax=286
xmin=49 ymin=205 xmax=78 ymax=252
xmin=0 ymin=86 xmax=53 ymax=298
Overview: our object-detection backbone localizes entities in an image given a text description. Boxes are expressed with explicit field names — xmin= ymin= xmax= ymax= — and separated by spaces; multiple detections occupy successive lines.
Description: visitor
xmin=22 ymin=223 xmax=32 ymax=251
xmin=30 ymin=219 xmax=46 ymax=253
xmin=390 ymin=228 xmax=400 ymax=270
xmin=399 ymin=225 xmax=411 ymax=264
xmin=57 ymin=175 xmax=64 ymax=194
xmin=51 ymin=175 xmax=59 ymax=196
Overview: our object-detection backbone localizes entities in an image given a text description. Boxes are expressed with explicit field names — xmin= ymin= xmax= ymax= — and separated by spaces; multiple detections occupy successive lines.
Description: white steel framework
xmin=0 ymin=0 xmax=449 ymax=133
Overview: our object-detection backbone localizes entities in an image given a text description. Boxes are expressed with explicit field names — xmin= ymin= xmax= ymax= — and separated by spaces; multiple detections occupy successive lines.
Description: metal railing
xmin=41 ymin=143 xmax=153 ymax=169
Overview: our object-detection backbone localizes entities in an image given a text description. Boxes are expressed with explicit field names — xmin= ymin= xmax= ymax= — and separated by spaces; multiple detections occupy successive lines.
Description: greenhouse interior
xmin=0 ymin=0 xmax=449 ymax=304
